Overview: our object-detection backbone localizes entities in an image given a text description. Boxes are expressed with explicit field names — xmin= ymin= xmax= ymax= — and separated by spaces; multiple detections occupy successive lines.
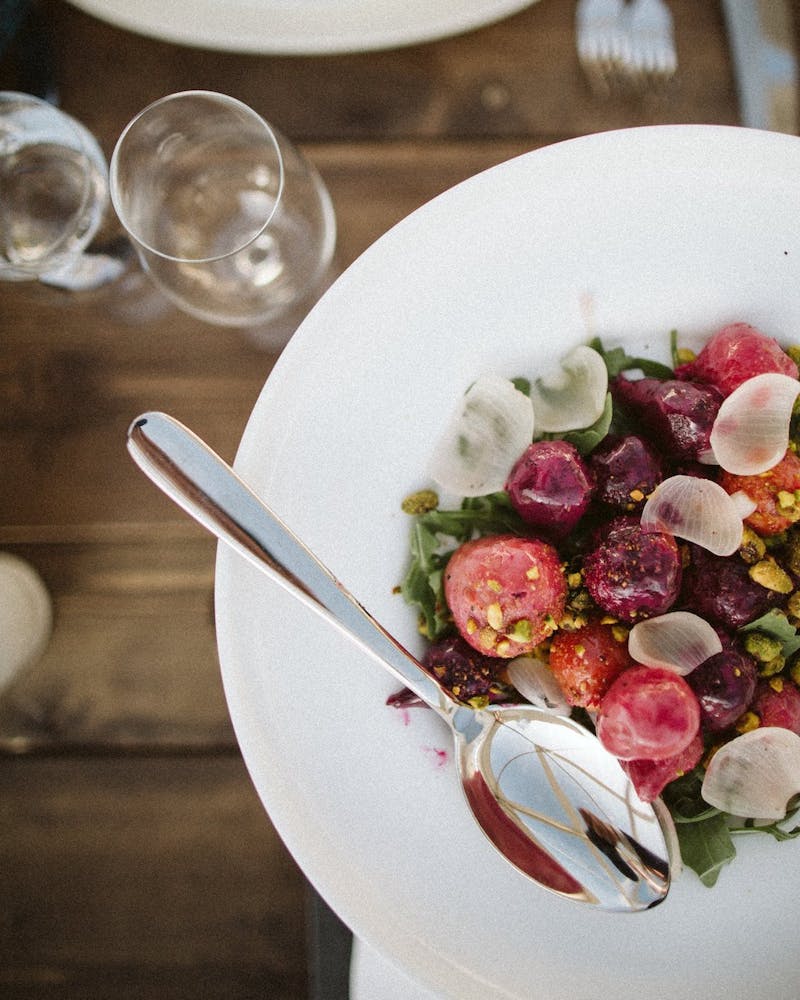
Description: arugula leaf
xmin=588 ymin=336 xmax=674 ymax=380
xmin=661 ymin=767 xmax=736 ymax=886
xmin=675 ymin=812 xmax=737 ymax=888
xmin=400 ymin=493 xmax=529 ymax=641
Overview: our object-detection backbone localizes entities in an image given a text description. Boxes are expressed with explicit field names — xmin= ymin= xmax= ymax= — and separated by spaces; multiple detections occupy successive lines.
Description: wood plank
xmin=0 ymin=754 xmax=309 ymax=999
xmin=0 ymin=535 xmax=234 ymax=748
xmin=38 ymin=0 xmax=738 ymax=149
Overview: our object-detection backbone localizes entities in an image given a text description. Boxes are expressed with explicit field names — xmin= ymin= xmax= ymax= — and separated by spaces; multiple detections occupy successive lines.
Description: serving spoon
xmin=127 ymin=411 xmax=672 ymax=912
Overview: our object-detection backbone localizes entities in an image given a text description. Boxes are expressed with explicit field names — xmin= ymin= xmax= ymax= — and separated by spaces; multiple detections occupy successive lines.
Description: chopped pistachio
xmin=742 ymin=632 xmax=784 ymax=663
xmin=506 ymin=618 xmax=533 ymax=643
xmin=486 ymin=602 xmax=504 ymax=631
xmin=748 ymin=558 xmax=794 ymax=594
xmin=486 ymin=578 xmax=502 ymax=593
xmin=401 ymin=489 xmax=439 ymax=515
xmin=759 ymin=654 xmax=786 ymax=678
xmin=736 ymin=711 xmax=761 ymax=734
xmin=675 ymin=347 xmax=696 ymax=365
xmin=769 ymin=675 xmax=785 ymax=693
xmin=611 ymin=624 xmax=629 ymax=643
xmin=739 ymin=526 xmax=766 ymax=565
xmin=526 ymin=566 xmax=540 ymax=581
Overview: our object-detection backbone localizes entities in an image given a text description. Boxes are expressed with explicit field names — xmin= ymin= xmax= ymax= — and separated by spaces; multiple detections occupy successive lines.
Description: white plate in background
xmin=65 ymin=0 xmax=538 ymax=54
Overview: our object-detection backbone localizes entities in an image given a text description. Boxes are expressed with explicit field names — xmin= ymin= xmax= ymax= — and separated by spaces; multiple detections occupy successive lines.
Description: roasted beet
xmin=548 ymin=619 xmax=634 ymax=709
xmin=687 ymin=648 xmax=757 ymax=732
xmin=680 ymin=544 xmax=783 ymax=630
xmin=589 ymin=434 xmax=663 ymax=511
xmin=751 ymin=678 xmax=800 ymax=734
xmin=505 ymin=440 xmax=594 ymax=537
xmin=583 ymin=515 xmax=682 ymax=622
xmin=444 ymin=534 xmax=567 ymax=658
xmin=622 ymin=733 xmax=704 ymax=802
xmin=674 ymin=322 xmax=798 ymax=396
xmin=422 ymin=634 xmax=509 ymax=704
xmin=596 ymin=665 xmax=701 ymax=760
xmin=611 ymin=375 xmax=723 ymax=463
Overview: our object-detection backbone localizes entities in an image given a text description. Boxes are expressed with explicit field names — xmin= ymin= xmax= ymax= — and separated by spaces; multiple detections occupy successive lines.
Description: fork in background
xmin=576 ymin=0 xmax=677 ymax=97
xmin=625 ymin=0 xmax=677 ymax=93
xmin=575 ymin=0 xmax=631 ymax=97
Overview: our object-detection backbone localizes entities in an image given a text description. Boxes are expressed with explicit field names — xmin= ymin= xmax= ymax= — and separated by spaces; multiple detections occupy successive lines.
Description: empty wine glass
xmin=109 ymin=91 xmax=336 ymax=339
xmin=0 ymin=91 xmax=124 ymax=289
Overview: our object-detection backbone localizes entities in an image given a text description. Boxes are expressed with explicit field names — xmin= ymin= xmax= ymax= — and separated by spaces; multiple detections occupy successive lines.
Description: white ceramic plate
xmin=65 ymin=0 xmax=537 ymax=54
xmin=216 ymin=126 xmax=800 ymax=999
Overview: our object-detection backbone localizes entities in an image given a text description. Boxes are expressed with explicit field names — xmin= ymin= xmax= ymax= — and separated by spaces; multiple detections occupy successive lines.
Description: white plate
xmin=65 ymin=0 xmax=537 ymax=54
xmin=216 ymin=126 xmax=800 ymax=1000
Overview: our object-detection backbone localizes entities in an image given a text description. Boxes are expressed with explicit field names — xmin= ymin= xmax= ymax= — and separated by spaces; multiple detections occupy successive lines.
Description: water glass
xmin=109 ymin=91 xmax=336 ymax=329
xmin=0 ymin=91 xmax=120 ymax=288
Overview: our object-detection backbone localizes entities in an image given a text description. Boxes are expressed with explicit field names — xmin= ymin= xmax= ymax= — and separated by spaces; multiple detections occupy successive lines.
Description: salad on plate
xmin=399 ymin=322 xmax=800 ymax=887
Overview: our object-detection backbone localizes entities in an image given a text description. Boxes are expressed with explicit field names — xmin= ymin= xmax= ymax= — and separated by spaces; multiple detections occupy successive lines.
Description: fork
xmin=575 ymin=0 xmax=631 ymax=96
xmin=624 ymin=0 xmax=677 ymax=93
xmin=575 ymin=0 xmax=677 ymax=97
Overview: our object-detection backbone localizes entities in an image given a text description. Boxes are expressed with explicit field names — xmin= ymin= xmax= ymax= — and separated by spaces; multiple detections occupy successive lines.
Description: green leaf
xmin=674 ymin=812 xmax=737 ymax=887
xmin=588 ymin=336 xmax=674 ymax=380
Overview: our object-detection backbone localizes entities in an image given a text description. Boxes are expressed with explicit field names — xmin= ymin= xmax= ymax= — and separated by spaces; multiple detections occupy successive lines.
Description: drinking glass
xmin=109 ymin=91 xmax=337 ymax=332
xmin=0 ymin=91 xmax=123 ymax=289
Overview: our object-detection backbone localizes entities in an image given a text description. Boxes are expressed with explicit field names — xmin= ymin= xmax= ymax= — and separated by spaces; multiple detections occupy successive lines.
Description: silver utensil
xmin=127 ymin=411 xmax=672 ymax=912
xmin=575 ymin=0 xmax=630 ymax=96
xmin=626 ymin=0 xmax=677 ymax=92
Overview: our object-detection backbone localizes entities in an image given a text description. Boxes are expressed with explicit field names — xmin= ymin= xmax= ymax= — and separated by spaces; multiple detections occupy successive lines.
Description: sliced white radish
xmin=428 ymin=374 xmax=534 ymax=497
xmin=628 ymin=611 xmax=722 ymax=676
xmin=640 ymin=474 xmax=750 ymax=556
xmin=708 ymin=372 xmax=800 ymax=475
xmin=529 ymin=344 xmax=608 ymax=433
xmin=506 ymin=654 xmax=570 ymax=715
xmin=701 ymin=727 xmax=800 ymax=821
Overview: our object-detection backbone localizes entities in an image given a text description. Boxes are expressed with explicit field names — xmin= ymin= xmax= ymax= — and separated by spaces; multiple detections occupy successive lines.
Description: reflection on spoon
xmin=127 ymin=411 xmax=673 ymax=912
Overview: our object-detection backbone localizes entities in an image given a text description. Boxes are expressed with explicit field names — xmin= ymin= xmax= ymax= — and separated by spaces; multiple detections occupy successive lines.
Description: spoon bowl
xmin=127 ymin=410 xmax=672 ymax=911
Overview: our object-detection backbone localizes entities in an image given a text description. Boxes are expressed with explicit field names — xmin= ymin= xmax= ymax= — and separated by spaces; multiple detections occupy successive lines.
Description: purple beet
xmin=583 ymin=515 xmax=682 ymax=622
xmin=688 ymin=649 xmax=758 ymax=732
xmin=422 ymin=635 xmax=508 ymax=704
xmin=505 ymin=440 xmax=594 ymax=537
xmin=611 ymin=375 xmax=723 ymax=463
xmin=680 ymin=544 xmax=783 ymax=630
xmin=589 ymin=434 xmax=663 ymax=511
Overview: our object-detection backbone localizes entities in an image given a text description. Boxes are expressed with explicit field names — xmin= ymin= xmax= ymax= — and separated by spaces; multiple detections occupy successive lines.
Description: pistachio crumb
xmin=401 ymin=488 xmax=439 ymax=515
xmin=739 ymin=526 xmax=766 ymax=565
xmin=486 ymin=602 xmax=504 ymax=631
xmin=736 ymin=711 xmax=761 ymax=734
xmin=748 ymin=558 xmax=794 ymax=594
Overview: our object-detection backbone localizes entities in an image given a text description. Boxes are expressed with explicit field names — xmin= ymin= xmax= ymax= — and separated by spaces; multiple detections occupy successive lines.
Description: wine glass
xmin=109 ymin=91 xmax=337 ymax=343
xmin=0 ymin=91 xmax=124 ymax=289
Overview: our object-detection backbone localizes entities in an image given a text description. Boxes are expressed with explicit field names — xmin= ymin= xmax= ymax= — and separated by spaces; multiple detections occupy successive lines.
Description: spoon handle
xmin=127 ymin=412 xmax=448 ymax=710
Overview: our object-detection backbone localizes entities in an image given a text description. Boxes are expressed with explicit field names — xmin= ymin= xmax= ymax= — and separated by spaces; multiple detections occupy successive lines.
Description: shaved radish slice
xmin=640 ymin=474 xmax=748 ymax=556
xmin=506 ymin=655 xmax=570 ymax=715
xmin=701 ymin=727 xmax=800 ymax=820
xmin=708 ymin=372 xmax=800 ymax=475
xmin=428 ymin=375 xmax=534 ymax=497
xmin=529 ymin=345 xmax=608 ymax=433
xmin=628 ymin=611 xmax=722 ymax=676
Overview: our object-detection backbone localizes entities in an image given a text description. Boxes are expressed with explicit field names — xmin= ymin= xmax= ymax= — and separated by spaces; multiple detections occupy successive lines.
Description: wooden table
xmin=0 ymin=2 xmax=778 ymax=996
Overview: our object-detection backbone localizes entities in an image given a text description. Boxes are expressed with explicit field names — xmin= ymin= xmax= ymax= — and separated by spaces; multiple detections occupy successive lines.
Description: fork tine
xmin=624 ymin=0 xmax=677 ymax=95
xmin=575 ymin=0 xmax=629 ymax=97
